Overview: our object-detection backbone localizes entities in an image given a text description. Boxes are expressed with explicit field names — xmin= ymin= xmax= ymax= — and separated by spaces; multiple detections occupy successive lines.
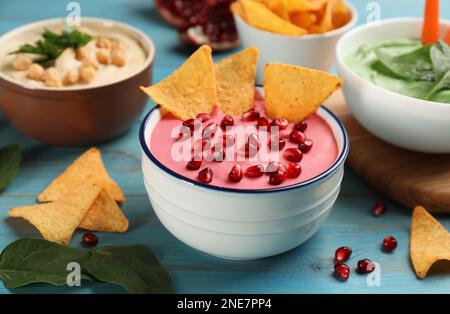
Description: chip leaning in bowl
xmin=141 ymin=45 xmax=343 ymax=189
xmin=2 ymin=27 xmax=146 ymax=88
xmin=231 ymin=0 xmax=352 ymax=36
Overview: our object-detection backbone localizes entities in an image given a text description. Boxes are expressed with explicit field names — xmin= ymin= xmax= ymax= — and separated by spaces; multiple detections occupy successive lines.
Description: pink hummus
xmin=150 ymin=101 xmax=338 ymax=190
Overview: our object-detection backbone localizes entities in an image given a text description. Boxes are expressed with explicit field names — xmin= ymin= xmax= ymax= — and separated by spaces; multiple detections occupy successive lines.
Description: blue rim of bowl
xmin=139 ymin=100 xmax=349 ymax=194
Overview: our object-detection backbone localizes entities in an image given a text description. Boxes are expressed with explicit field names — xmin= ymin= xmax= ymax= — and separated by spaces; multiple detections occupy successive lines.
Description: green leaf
xmin=375 ymin=45 xmax=436 ymax=81
xmin=0 ymin=238 xmax=91 ymax=288
xmin=427 ymin=70 xmax=450 ymax=100
xmin=430 ymin=40 xmax=450 ymax=77
xmin=84 ymin=245 xmax=173 ymax=294
xmin=0 ymin=144 xmax=21 ymax=191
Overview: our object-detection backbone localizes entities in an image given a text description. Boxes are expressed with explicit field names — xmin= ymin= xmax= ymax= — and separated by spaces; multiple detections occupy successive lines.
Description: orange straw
xmin=422 ymin=0 xmax=440 ymax=45
xmin=445 ymin=28 xmax=450 ymax=45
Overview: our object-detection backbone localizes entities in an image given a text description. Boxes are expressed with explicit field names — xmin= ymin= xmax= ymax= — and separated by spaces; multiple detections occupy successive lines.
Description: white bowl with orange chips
xmin=232 ymin=0 xmax=358 ymax=83
xmin=139 ymin=46 xmax=348 ymax=260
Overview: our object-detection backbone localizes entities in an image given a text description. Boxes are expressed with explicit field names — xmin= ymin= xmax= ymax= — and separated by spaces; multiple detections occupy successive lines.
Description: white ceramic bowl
xmin=139 ymin=94 xmax=349 ymax=260
xmin=233 ymin=1 xmax=358 ymax=84
xmin=337 ymin=18 xmax=450 ymax=153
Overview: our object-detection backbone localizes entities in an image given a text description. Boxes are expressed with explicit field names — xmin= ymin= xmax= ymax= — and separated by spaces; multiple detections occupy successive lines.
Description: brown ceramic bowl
xmin=0 ymin=18 xmax=155 ymax=146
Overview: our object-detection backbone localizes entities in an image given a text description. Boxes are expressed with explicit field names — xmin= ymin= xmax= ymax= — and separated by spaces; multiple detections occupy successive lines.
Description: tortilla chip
xmin=10 ymin=185 xmax=102 ymax=245
xmin=332 ymin=1 xmax=352 ymax=28
xmin=79 ymin=189 xmax=129 ymax=233
xmin=239 ymin=0 xmax=307 ymax=35
xmin=37 ymin=148 xmax=125 ymax=204
xmin=286 ymin=0 xmax=327 ymax=11
xmin=410 ymin=206 xmax=450 ymax=279
xmin=264 ymin=63 xmax=342 ymax=121
xmin=290 ymin=11 xmax=318 ymax=29
xmin=215 ymin=47 xmax=259 ymax=115
xmin=140 ymin=45 xmax=216 ymax=121
xmin=308 ymin=0 xmax=338 ymax=33
xmin=267 ymin=0 xmax=290 ymax=20
xmin=231 ymin=1 xmax=246 ymax=18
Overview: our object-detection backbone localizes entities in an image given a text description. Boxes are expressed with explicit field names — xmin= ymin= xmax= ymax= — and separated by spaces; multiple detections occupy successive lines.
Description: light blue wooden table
xmin=1 ymin=0 xmax=450 ymax=294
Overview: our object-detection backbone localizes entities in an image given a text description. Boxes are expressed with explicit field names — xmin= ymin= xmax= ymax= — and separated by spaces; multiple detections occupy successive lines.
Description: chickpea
xmin=111 ymin=49 xmax=126 ymax=67
xmin=12 ymin=55 xmax=32 ymax=71
xmin=63 ymin=69 xmax=79 ymax=86
xmin=111 ymin=40 xmax=126 ymax=52
xmin=96 ymin=48 xmax=110 ymax=65
xmin=96 ymin=37 xmax=111 ymax=49
xmin=27 ymin=63 xmax=45 ymax=81
xmin=75 ymin=47 xmax=89 ymax=61
xmin=81 ymin=56 xmax=99 ymax=70
xmin=79 ymin=66 xmax=97 ymax=83
xmin=44 ymin=67 xmax=62 ymax=87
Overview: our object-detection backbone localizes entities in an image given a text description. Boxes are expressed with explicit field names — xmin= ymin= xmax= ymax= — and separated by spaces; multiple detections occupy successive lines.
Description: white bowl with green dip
xmin=336 ymin=18 xmax=450 ymax=153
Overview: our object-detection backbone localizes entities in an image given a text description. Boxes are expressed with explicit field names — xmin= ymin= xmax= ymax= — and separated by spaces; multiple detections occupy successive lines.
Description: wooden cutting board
xmin=326 ymin=90 xmax=450 ymax=213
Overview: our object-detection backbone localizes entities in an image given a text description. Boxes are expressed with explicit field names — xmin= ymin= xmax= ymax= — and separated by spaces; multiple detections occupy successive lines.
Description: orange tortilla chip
xmin=37 ymin=148 xmax=125 ymax=204
xmin=332 ymin=1 xmax=352 ymax=28
xmin=215 ymin=47 xmax=259 ymax=115
xmin=140 ymin=45 xmax=216 ymax=120
xmin=286 ymin=0 xmax=327 ymax=11
xmin=231 ymin=1 xmax=246 ymax=18
xmin=290 ymin=11 xmax=318 ymax=29
xmin=239 ymin=0 xmax=307 ymax=35
xmin=10 ymin=185 xmax=102 ymax=245
xmin=79 ymin=189 xmax=129 ymax=233
xmin=264 ymin=63 xmax=342 ymax=122
xmin=308 ymin=0 xmax=337 ymax=33
xmin=410 ymin=206 xmax=450 ymax=279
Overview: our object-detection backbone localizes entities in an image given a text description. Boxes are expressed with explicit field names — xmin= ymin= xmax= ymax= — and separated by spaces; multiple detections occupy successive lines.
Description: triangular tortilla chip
xmin=410 ymin=206 xmax=450 ymax=279
xmin=215 ymin=47 xmax=259 ymax=115
xmin=264 ymin=63 xmax=342 ymax=122
xmin=37 ymin=148 xmax=125 ymax=204
xmin=9 ymin=185 xmax=102 ymax=245
xmin=140 ymin=45 xmax=217 ymax=120
xmin=79 ymin=189 xmax=129 ymax=233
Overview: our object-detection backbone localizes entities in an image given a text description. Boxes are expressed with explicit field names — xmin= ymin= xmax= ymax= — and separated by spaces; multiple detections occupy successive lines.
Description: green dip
xmin=345 ymin=39 xmax=450 ymax=104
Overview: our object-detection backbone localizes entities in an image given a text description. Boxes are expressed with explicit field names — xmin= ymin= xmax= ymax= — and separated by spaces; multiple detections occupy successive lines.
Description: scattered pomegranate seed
xmin=299 ymin=139 xmax=313 ymax=153
xmin=228 ymin=164 xmax=243 ymax=182
xmin=269 ymin=137 xmax=286 ymax=151
xmin=270 ymin=118 xmax=289 ymax=131
xmin=373 ymin=200 xmax=386 ymax=217
xmin=266 ymin=161 xmax=284 ymax=174
xmin=382 ymin=236 xmax=397 ymax=253
xmin=283 ymin=148 xmax=303 ymax=163
xmin=222 ymin=134 xmax=235 ymax=147
xmin=220 ymin=114 xmax=234 ymax=130
xmin=256 ymin=117 xmax=271 ymax=131
xmin=245 ymin=165 xmax=265 ymax=178
xmin=183 ymin=118 xmax=196 ymax=131
xmin=245 ymin=133 xmax=261 ymax=157
xmin=178 ymin=126 xmax=191 ymax=141
xmin=335 ymin=246 xmax=352 ymax=263
xmin=196 ymin=113 xmax=211 ymax=122
xmin=242 ymin=108 xmax=260 ymax=121
xmin=211 ymin=146 xmax=226 ymax=162
xmin=187 ymin=156 xmax=202 ymax=170
xmin=81 ymin=232 xmax=98 ymax=247
xmin=289 ymin=130 xmax=306 ymax=144
xmin=203 ymin=122 xmax=218 ymax=139
xmin=198 ymin=167 xmax=213 ymax=183
xmin=334 ymin=263 xmax=350 ymax=281
xmin=294 ymin=121 xmax=308 ymax=132
xmin=285 ymin=162 xmax=302 ymax=179
xmin=198 ymin=138 xmax=211 ymax=151
xmin=357 ymin=259 xmax=376 ymax=274
xmin=269 ymin=170 xmax=287 ymax=185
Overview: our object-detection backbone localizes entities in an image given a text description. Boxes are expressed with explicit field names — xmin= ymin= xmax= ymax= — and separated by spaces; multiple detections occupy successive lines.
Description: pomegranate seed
xmin=196 ymin=113 xmax=211 ymax=122
xmin=256 ymin=117 xmax=271 ymax=131
xmin=373 ymin=200 xmax=386 ymax=217
xmin=211 ymin=146 xmax=226 ymax=162
xmin=266 ymin=161 xmax=284 ymax=174
xmin=269 ymin=170 xmax=287 ymax=185
xmin=299 ymin=139 xmax=313 ymax=153
xmin=357 ymin=259 xmax=376 ymax=274
xmin=285 ymin=162 xmax=302 ymax=178
xmin=382 ymin=236 xmax=397 ymax=252
xmin=335 ymin=246 xmax=352 ymax=263
xmin=203 ymin=122 xmax=218 ymax=139
xmin=269 ymin=137 xmax=286 ymax=151
xmin=228 ymin=164 xmax=243 ymax=182
xmin=198 ymin=167 xmax=213 ymax=183
xmin=196 ymin=138 xmax=211 ymax=151
xmin=284 ymin=148 xmax=303 ymax=163
xmin=220 ymin=115 xmax=234 ymax=130
xmin=183 ymin=118 xmax=196 ymax=131
xmin=187 ymin=156 xmax=202 ymax=170
xmin=270 ymin=118 xmax=289 ymax=131
xmin=178 ymin=126 xmax=191 ymax=141
xmin=245 ymin=133 xmax=261 ymax=157
xmin=242 ymin=108 xmax=260 ymax=121
xmin=294 ymin=121 xmax=308 ymax=132
xmin=81 ymin=232 xmax=98 ymax=247
xmin=289 ymin=130 xmax=306 ymax=144
xmin=222 ymin=134 xmax=235 ymax=147
xmin=334 ymin=263 xmax=350 ymax=281
xmin=245 ymin=165 xmax=265 ymax=178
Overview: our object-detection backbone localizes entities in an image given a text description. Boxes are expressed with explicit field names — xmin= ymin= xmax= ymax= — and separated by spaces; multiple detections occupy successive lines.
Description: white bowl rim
xmin=0 ymin=17 xmax=156 ymax=91
xmin=139 ymin=90 xmax=349 ymax=195
xmin=336 ymin=17 xmax=450 ymax=108
xmin=233 ymin=0 xmax=359 ymax=40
